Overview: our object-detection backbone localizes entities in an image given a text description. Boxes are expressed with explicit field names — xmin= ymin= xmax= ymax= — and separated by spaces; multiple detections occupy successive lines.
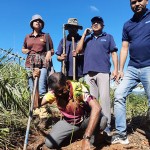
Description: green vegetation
xmin=0 ymin=49 xmax=30 ymax=149
xmin=110 ymin=87 xmax=148 ymax=119
xmin=0 ymin=49 xmax=149 ymax=149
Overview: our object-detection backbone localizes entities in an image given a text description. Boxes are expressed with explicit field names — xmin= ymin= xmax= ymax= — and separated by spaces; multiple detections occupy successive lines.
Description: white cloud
xmin=90 ymin=5 xmax=99 ymax=12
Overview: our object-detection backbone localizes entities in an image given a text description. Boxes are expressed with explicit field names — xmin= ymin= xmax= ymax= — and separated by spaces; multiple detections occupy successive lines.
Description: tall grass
xmin=0 ymin=49 xmax=30 ymax=149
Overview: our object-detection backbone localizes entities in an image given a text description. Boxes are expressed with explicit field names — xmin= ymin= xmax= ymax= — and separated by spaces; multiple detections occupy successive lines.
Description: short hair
xmin=47 ymin=72 xmax=66 ymax=90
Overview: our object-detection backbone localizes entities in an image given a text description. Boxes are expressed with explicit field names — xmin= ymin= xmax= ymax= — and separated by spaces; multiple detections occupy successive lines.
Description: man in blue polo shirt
xmin=76 ymin=16 xmax=118 ymax=136
xmin=111 ymin=0 xmax=150 ymax=145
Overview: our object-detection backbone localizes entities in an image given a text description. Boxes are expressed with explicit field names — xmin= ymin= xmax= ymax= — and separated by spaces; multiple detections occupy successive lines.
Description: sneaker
xmin=100 ymin=115 xmax=108 ymax=131
xmin=104 ymin=126 xmax=111 ymax=136
xmin=111 ymin=133 xmax=129 ymax=145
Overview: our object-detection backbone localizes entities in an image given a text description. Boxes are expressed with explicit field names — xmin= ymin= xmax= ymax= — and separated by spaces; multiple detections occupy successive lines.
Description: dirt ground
xmin=26 ymin=112 xmax=150 ymax=150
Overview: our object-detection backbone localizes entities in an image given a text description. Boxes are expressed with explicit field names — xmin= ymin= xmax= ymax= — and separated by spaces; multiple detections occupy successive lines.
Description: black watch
xmin=83 ymin=134 xmax=91 ymax=140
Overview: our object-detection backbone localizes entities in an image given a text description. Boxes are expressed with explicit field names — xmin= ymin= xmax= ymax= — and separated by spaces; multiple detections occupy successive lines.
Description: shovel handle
xmin=23 ymin=76 xmax=38 ymax=150
xmin=72 ymin=37 xmax=76 ymax=80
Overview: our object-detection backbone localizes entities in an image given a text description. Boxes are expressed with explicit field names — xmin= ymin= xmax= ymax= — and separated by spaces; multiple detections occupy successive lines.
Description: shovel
xmin=72 ymin=37 xmax=76 ymax=80
xmin=23 ymin=76 xmax=38 ymax=150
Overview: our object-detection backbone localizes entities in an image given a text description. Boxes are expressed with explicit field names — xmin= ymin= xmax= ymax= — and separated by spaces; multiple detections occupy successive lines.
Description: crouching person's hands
xmin=33 ymin=68 xmax=40 ymax=78
xmin=82 ymin=139 xmax=92 ymax=150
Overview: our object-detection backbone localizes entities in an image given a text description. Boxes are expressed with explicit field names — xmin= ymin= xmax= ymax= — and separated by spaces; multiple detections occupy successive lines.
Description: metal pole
xmin=23 ymin=77 xmax=38 ymax=150
xmin=72 ymin=37 xmax=76 ymax=80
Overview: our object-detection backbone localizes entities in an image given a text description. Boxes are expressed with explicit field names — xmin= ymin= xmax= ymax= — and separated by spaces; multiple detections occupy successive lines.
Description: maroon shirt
xmin=23 ymin=32 xmax=53 ymax=68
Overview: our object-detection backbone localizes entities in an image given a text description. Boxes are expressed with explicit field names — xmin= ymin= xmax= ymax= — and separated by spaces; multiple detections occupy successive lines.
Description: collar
xmin=67 ymin=33 xmax=80 ymax=41
xmin=91 ymin=32 xmax=106 ymax=38
xmin=131 ymin=8 xmax=150 ymax=22
xmin=29 ymin=32 xmax=44 ymax=37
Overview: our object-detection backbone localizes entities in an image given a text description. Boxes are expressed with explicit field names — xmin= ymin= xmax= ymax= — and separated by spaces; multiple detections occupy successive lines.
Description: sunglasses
xmin=33 ymin=19 xmax=43 ymax=23
xmin=92 ymin=21 xmax=103 ymax=25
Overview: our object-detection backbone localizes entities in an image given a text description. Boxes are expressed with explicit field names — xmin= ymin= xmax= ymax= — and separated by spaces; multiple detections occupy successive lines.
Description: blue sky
xmin=1 ymin=0 xmax=150 ymax=72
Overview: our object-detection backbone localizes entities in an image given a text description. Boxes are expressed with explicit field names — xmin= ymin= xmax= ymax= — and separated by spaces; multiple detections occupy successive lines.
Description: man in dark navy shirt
xmin=56 ymin=18 xmax=84 ymax=81
xmin=76 ymin=16 xmax=118 ymax=137
xmin=111 ymin=0 xmax=150 ymax=145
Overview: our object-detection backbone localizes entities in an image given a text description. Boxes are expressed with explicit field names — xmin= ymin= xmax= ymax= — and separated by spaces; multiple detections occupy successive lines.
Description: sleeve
xmin=55 ymin=39 xmax=63 ymax=56
xmin=48 ymin=34 xmax=54 ymax=50
xmin=109 ymin=34 xmax=118 ymax=52
xmin=43 ymin=91 xmax=56 ymax=104
xmin=122 ymin=23 xmax=129 ymax=42
xmin=23 ymin=35 xmax=28 ymax=48
xmin=81 ymin=84 xmax=95 ymax=103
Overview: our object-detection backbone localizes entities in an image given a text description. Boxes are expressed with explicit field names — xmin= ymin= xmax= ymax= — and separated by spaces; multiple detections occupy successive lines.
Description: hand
xmin=22 ymin=48 xmax=30 ymax=54
xmin=84 ymin=28 xmax=92 ymax=36
xmin=116 ymin=71 xmax=124 ymax=84
xmin=45 ymin=51 xmax=52 ymax=62
xmin=72 ymin=50 xmax=77 ymax=57
xmin=60 ymin=53 xmax=67 ymax=60
xmin=82 ymin=139 xmax=91 ymax=150
xmin=33 ymin=68 xmax=40 ymax=78
xmin=111 ymin=70 xmax=118 ymax=81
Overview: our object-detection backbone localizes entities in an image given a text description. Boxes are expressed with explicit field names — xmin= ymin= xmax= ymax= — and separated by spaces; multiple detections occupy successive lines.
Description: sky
xmin=1 ymin=0 xmax=150 ymax=72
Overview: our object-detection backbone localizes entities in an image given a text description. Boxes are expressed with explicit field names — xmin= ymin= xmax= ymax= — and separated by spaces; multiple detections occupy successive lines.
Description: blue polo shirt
xmin=83 ymin=32 xmax=118 ymax=74
xmin=56 ymin=34 xmax=84 ymax=77
xmin=122 ymin=9 xmax=150 ymax=68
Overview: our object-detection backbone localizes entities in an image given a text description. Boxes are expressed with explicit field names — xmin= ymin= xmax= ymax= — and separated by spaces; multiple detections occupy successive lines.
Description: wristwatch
xmin=83 ymin=134 xmax=91 ymax=140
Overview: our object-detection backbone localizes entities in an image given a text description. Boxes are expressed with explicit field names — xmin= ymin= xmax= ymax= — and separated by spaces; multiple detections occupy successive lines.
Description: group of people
xmin=22 ymin=0 xmax=150 ymax=149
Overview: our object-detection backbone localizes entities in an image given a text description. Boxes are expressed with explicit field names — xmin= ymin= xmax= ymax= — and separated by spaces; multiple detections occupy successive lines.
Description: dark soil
xmin=13 ymin=106 xmax=150 ymax=150
xmin=26 ymin=111 xmax=150 ymax=150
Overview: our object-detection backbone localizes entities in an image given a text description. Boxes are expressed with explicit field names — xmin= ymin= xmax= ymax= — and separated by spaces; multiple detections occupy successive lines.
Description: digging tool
xmin=72 ymin=37 xmax=76 ymax=80
xmin=23 ymin=55 xmax=40 ymax=150
xmin=23 ymin=76 xmax=38 ymax=150
xmin=62 ymin=24 xmax=66 ymax=75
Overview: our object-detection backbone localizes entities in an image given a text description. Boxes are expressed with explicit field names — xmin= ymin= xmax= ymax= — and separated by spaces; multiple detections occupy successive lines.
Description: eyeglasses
xmin=92 ymin=21 xmax=102 ymax=25
xmin=33 ymin=19 xmax=43 ymax=23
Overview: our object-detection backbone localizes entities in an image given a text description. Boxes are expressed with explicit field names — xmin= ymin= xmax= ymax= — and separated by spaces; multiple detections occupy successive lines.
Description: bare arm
xmin=76 ymin=28 xmax=91 ymax=54
xmin=57 ymin=54 xmax=67 ymax=62
xmin=111 ymin=51 xmax=118 ymax=81
xmin=119 ymin=41 xmax=129 ymax=71
xmin=116 ymin=41 xmax=129 ymax=82
xmin=22 ymin=46 xmax=30 ymax=54
xmin=45 ymin=49 xmax=54 ymax=62
xmin=82 ymin=99 xmax=101 ymax=149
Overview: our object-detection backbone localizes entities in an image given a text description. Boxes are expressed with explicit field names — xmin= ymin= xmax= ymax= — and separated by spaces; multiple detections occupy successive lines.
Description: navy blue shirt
xmin=56 ymin=34 xmax=84 ymax=77
xmin=122 ymin=9 xmax=150 ymax=68
xmin=83 ymin=32 xmax=117 ymax=74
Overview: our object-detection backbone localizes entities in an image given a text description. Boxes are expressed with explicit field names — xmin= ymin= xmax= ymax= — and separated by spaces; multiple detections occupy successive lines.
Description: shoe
xmin=104 ymin=126 xmax=111 ymax=136
xmin=103 ymin=131 xmax=112 ymax=144
xmin=146 ymin=107 xmax=150 ymax=122
xmin=100 ymin=115 xmax=108 ymax=131
xmin=111 ymin=133 xmax=129 ymax=144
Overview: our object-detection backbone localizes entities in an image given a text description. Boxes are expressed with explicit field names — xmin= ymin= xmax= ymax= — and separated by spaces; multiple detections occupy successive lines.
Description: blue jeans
xmin=114 ymin=66 xmax=150 ymax=135
xmin=27 ymin=68 xmax=48 ymax=97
